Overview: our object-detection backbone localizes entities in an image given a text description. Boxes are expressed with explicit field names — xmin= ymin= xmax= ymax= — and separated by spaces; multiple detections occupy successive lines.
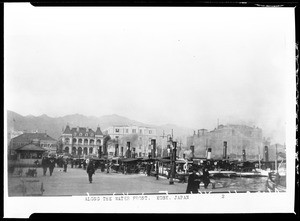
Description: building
xmin=60 ymin=125 xmax=104 ymax=157
xmin=106 ymin=125 xmax=157 ymax=139
xmin=15 ymin=143 xmax=46 ymax=166
xmin=187 ymin=124 xmax=264 ymax=161
xmin=9 ymin=132 xmax=57 ymax=156
xmin=105 ymin=125 xmax=158 ymax=158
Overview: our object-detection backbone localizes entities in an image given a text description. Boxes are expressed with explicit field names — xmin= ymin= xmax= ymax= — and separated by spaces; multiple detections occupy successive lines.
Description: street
xmin=7 ymin=166 xmax=268 ymax=196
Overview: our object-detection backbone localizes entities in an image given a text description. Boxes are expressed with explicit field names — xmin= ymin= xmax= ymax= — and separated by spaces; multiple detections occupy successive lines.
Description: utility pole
xmin=275 ymin=144 xmax=278 ymax=173
xmin=169 ymin=136 xmax=174 ymax=185
xmin=169 ymin=136 xmax=177 ymax=185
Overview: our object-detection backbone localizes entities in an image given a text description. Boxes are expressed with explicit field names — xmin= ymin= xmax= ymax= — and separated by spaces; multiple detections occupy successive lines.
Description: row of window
xmin=65 ymin=138 xmax=101 ymax=144
xmin=20 ymin=152 xmax=43 ymax=159
xmin=115 ymin=128 xmax=154 ymax=134
xmin=73 ymin=132 xmax=94 ymax=137
xmin=64 ymin=146 xmax=94 ymax=155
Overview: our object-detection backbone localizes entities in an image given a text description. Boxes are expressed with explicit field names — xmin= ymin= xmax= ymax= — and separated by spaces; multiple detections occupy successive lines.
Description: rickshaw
xmin=119 ymin=158 xmax=141 ymax=174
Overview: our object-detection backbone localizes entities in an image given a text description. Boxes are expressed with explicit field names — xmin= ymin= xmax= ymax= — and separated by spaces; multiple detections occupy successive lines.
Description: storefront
xmin=15 ymin=144 xmax=46 ymax=166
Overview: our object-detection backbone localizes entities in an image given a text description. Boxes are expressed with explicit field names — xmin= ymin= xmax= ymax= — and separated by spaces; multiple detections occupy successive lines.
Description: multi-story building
xmin=105 ymin=125 xmax=158 ymax=158
xmin=187 ymin=124 xmax=264 ymax=161
xmin=60 ymin=125 xmax=104 ymax=157
xmin=9 ymin=132 xmax=57 ymax=156
xmin=106 ymin=125 xmax=157 ymax=139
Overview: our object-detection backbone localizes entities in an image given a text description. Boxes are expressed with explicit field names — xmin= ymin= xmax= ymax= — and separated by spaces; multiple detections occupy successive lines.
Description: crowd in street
xmin=37 ymin=155 xmax=215 ymax=192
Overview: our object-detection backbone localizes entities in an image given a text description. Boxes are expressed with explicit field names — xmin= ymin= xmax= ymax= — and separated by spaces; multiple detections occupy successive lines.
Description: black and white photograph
xmin=3 ymin=3 xmax=297 ymax=217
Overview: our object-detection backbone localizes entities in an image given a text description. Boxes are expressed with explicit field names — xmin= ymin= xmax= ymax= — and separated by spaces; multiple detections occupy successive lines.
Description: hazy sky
xmin=4 ymin=4 xmax=295 ymax=143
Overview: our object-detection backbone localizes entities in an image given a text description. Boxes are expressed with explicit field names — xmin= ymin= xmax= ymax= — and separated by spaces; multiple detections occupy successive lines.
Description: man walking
xmin=186 ymin=167 xmax=201 ymax=194
xmin=49 ymin=157 xmax=56 ymax=176
xmin=87 ymin=160 xmax=96 ymax=183
xmin=63 ymin=159 xmax=68 ymax=172
xmin=41 ymin=156 xmax=48 ymax=176
xmin=202 ymin=167 xmax=210 ymax=189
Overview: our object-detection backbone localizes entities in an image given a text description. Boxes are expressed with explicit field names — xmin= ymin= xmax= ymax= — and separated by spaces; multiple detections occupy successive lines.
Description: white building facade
xmin=105 ymin=125 xmax=158 ymax=158
xmin=106 ymin=125 xmax=157 ymax=139
xmin=61 ymin=125 xmax=104 ymax=157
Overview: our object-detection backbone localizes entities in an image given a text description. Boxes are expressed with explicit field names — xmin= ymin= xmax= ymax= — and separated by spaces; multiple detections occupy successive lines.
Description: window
xmin=79 ymin=133 xmax=82 ymax=136
xmin=132 ymin=129 xmax=136 ymax=133
xmin=83 ymin=147 xmax=88 ymax=155
xmin=115 ymin=136 xmax=119 ymax=139
xmin=126 ymin=129 xmax=129 ymax=133
xmin=139 ymin=129 xmax=142 ymax=134
xmin=85 ymin=133 xmax=88 ymax=136
xmin=90 ymin=133 xmax=94 ymax=136
xmin=115 ymin=129 xmax=120 ymax=133
xmin=84 ymin=139 xmax=88 ymax=145
xmin=149 ymin=130 xmax=152 ymax=134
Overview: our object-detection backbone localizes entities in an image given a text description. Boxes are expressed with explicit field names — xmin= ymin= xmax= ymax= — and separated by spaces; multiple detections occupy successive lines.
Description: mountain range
xmin=6 ymin=110 xmax=194 ymax=146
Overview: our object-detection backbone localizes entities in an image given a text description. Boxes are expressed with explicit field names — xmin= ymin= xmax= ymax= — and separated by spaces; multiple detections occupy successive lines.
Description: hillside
xmin=6 ymin=110 xmax=194 ymax=146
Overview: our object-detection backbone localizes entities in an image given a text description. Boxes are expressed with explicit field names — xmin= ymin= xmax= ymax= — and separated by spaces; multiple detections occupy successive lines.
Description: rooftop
xmin=16 ymin=144 xmax=47 ymax=152
xmin=11 ymin=133 xmax=56 ymax=142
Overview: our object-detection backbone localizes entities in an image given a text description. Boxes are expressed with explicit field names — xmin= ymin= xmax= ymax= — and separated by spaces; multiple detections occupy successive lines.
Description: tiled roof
xmin=16 ymin=144 xmax=47 ymax=152
xmin=95 ymin=127 xmax=103 ymax=136
xmin=63 ymin=125 xmax=72 ymax=134
xmin=11 ymin=133 xmax=56 ymax=143
xmin=70 ymin=127 xmax=95 ymax=136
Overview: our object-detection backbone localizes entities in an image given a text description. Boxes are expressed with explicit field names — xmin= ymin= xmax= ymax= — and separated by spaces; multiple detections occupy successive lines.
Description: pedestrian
xmin=41 ymin=156 xmax=48 ymax=176
xmin=202 ymin=167 xmax=210 ymax=189
xmin=87 ymin=160 xmax=95 ymax=183
xmin=49 ymin=158 xmax=56 ymax=176
xmin=146 ymin=163 xmax=151 ymax=176
xmin=83 ymin=159 xmax=87 ymax=170
xmin=186 ymin=167 xmax=201 ymax=194
xmin=71 ymin=159 xmax=74 ymax=168
xmin=106 ymin=161 xmax=110 ymax=173
xmin=63 ymin=159 xmax=68 ymax=172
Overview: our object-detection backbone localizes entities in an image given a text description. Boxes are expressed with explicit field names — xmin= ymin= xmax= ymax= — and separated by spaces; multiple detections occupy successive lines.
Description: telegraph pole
xmin=275 ymin=144 xmax=278 ymax=173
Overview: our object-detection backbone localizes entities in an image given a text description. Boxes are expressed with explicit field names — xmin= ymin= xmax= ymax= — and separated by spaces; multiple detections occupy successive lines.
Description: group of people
xmin=40 ymin=155 xmax=96 ymax=184
xmin=41 ymin=156 xmax=69 ymax=176
xmin=41 ymin=156 xmax=56 ymax=176
xmin=40 ymin=155 xmax=214 ymax=190
xmin=186 ymin=167 xmax=213 ymax=193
